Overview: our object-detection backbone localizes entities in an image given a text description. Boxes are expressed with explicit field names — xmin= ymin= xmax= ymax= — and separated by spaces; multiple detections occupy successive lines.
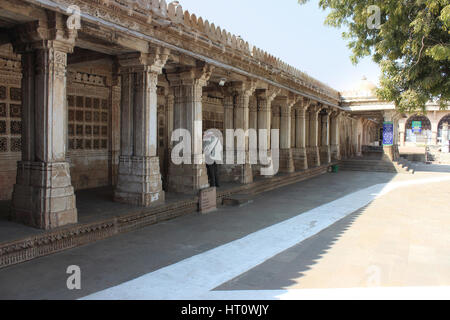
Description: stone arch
xmin=437 ymin=113 xmax=450 ymax=140
xmin=404 ymin=114 xmax=432 ymax=144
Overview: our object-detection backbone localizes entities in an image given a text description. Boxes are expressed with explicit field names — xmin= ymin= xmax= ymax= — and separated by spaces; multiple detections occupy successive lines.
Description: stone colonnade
xmin=4 ymin=14 xmax=361 ymax=231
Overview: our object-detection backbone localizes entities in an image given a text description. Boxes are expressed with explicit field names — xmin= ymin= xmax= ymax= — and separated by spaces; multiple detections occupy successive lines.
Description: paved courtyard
xmin=0 ymin=169 xmax=449 ymax=300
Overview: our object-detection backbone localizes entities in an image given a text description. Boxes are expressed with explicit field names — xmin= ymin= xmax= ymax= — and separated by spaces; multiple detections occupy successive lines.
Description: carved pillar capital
xmin=308 ymin=103 xmax=321 ymax=117
xmin=257 ymin=87 xmax=281 ymax=104
xmin=10 ymin=13 xmax=77 ymax=55
xmin=330 ymin=109 xmax=342 ymax=120
xmin=233 ymin=79 xmax=257 ymax=99
xmin=118 ymin=47 xmax=170 ymax=75
xmin=167 ymin=64 xmax=214 ymax=87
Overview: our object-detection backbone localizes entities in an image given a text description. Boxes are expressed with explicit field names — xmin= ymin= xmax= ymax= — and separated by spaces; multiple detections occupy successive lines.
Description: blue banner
xmin=383 ymin=122 xmax=394 ymax=146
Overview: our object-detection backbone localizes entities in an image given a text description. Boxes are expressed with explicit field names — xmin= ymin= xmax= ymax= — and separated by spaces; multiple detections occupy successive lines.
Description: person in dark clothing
xmin=206 ymin=162 xmax=219 ymax=188
xmin=203 ymin=130 xmax=223 ymax=188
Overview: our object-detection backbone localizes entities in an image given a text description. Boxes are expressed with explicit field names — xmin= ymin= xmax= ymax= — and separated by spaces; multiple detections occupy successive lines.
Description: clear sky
xmin=179 ymin=0 xmax=381 ymax=92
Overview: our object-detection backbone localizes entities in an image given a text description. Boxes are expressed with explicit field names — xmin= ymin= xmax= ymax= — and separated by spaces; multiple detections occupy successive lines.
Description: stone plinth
xmin=293 ymin=148 xmax=308 ymax=170
xmin=307 ymin=146 xmax=320 ymax=168
xmin=220 ymin=151 xmax=253 ymax=184
xmin=168 ymin=163 xmax=209 ymax=195
xmin=279 ymin=148 xmax=295 ymax=173
xmin=320 ymin=145 xmax=331 ymax=164
xmin=331 ymin=144 xmax=341 ymax=161
xmin=12 ymin=161 xmax=77 ymax=230
xmin=114 ymin=156 xmax=165 ymax=206
xmin=240 ymin=163 xmax=254 ymax=184
xmin=383 ymin=146 xmax=396 ymax=161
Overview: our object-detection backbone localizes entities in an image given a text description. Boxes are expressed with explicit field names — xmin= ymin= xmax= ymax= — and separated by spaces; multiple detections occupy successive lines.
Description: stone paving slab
xmin=215 ymin=175 xmax=450 ymax=292
xmin=0 ymin=171 xmax=397 ymax=299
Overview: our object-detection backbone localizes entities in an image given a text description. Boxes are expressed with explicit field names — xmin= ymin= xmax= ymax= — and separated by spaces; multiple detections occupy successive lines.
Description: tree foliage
xmin=299 ymin=0 xmax=450 ymax=113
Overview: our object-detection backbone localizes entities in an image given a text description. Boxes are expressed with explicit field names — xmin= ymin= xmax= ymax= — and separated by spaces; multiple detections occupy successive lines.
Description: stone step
xmin=246 ymin=167 xmax=327 ymax=195
xmin=342 ymin=160 xmax=397 ymax=165
xmin=222 ymin=195 xmax=254 ymax=207
xmin=341 ymin=164 xmax=397 ymax=170
xmin=341 ymin=158 xmax=415 ymax=174
xmin=341 ymin=167 xmax=398 ymax=173
xmin=341 ymin=164 xmax=398 ymax=170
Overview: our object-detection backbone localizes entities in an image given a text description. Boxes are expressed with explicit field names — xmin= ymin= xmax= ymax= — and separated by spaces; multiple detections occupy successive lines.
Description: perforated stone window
xmin=202 ymin=110 xmax=224 ymax=132
xmin=0 ymin=86 xmax=6 ymax=100
xmin=0 ymin=85 xmax=22 ymax=153
xmin=68 ymin=95 xmax=109 ymax=151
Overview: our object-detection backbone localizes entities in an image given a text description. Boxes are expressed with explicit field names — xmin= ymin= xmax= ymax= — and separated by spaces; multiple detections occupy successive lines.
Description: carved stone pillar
xmin=400 ymin=131 xmax=405 ymax=147
xmin=293 ymin=103 xmax=308 ymax=170
xmin=272 ymin=105 xmax=281 ymax=130
xmin=256 ymin=88 xmax=279 ymax=176
xmin=167 ymin=65 xmax=213 ymax=194
xmin=166 ymin=91 xmax=175 ymax=148
xmin=219 ymin=92 xmax=235 ymax=183
xmin=330 ymin=112 xmax=341 ymax=161
xmin=291 ymin=108 xmax=296 ymax=149
xmin=442 ymin=123 xmax=449 ymax=153
xmin=432 ymin=122 xmax=438 ymax=146
xmin=232 ymin=81 xmax=256 ymax=184
xmin=163 ymin=90 xmax=174 ymax=189
xmin=249 ymin=95 xmax=258 ymax=176
xmin=114 ymin=49 xmax=169 ymax=207
xmin=11 ymin=18 xmax=78 ymax=229
xmin=111 ymin=74 xmax=121 ymax=186
xmin=279 ymin=96 xmax=298 ymax=173
xmin=320 ymin=110 xmax=331 ymax=164
xmin=307 ymin=105 xmax=321 ymax=167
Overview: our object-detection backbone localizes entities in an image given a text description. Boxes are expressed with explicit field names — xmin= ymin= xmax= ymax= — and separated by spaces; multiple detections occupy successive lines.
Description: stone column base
xmin=219 ymin=164 xmax=239 ymax=183
xmin=394 ymin=144 xmax=400 ymax=160
xmin=383 ymin=146 xmax=395 ymax=161
xmin=320 ymin=145 xmax=331 ymax=164
xmin=11 ymin=161 xmax=77 ymax=230
xmin=114 ymin=156 xmax=165 ymax=207
xmin=306 ymin=146 xmax=321 ymax=167
xmin=168 ymin=162 xmax=209 ymax=195
xmin=219 ymin=164 xmax=253 ymax=184
xmin=240 ymin=163 xmax=254 ymax=184
xmin=331 ymin=144 xmax=341 ymax=161
xmin=255 ymin=149 xmax=276 ymax=178
xmin=293 ymin=148 xmax=308 ymax=170
xmin=220 ymin=150 xmax=254 ymax=184
xmin=279 ymin=148 xmax=295 ymax=173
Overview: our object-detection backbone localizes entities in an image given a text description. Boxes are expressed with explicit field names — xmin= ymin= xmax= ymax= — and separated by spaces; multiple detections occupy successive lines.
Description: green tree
xmin=299 ymin=0 xmax=450 ymax=113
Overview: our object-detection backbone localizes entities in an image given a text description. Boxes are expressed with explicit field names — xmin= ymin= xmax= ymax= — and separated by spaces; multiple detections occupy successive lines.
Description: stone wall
xmin=0 ymin=44 xmax=22 ymax=200
xmin=66 ymin=63 xmax=113 ymax=191
xmin=202 ymin=96 xmax=224 ymax=133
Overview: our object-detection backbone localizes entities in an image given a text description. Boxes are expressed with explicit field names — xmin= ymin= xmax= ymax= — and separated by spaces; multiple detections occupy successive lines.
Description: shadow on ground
xmin=0 ymin=171 xmax=396 ymax=299
xmin=214 ymin=205 xmax=368 ymax=292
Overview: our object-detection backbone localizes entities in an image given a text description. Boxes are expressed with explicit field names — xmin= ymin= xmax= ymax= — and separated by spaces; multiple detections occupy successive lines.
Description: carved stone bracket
xmin=118 ymin=46 xmax=171 ymax=75
xmin=10 ymin=12 xmax=77 ymax=55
